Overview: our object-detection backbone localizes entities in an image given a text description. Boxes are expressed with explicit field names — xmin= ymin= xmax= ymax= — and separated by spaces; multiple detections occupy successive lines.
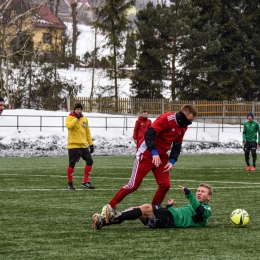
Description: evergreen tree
xmin=131 ymin=1 xmax=208 ymax=100
xmin=241 ymin=1 xmax=260 ymax=100
xmin=124 ymin=32 xmax=137 ymax=67
xmin=32 ymin=62 xmax=82 ymax=110
xmin=31 ymin=31 xmax=82 ymax=110
xmin=212 ymin=0 xmax=250 ymax=100
xmin=59 ymin=29 xmax=73 ymax=68
xmin=164 ymin=0 xmax=203 ymax=100
xmin=100 ymin=56 xmax=110 ymax=68
xmin=176 ymin=0 xmax=222 ymax=100
xmin=94 ymin=0 xmax=136 ymax=111
xmin=131 ymin=2 xmax=167 ymax=98
xmin=185 ymin=0 xmax=260 ymax=100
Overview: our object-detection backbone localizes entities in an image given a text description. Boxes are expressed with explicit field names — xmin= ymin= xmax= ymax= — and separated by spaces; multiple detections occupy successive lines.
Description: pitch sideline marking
xmin=0 ymin=186 xmax=260 ymax=192
xmin=1 ymin=173 xmax=260 ymax=186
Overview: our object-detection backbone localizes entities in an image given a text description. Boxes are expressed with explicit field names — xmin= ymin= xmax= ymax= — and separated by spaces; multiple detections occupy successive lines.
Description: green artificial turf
xmin=1 ymin=154 xmax=260 ymax=260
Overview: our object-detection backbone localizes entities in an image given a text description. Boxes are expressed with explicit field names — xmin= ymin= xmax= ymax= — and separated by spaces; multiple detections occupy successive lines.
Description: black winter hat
xmin=74 ymin=103 xmax=83 ymax=110
xmin=247 ymin=112 xmax=254 ymax=118
xmin=0 ymin=97 xmax=4 ymax=102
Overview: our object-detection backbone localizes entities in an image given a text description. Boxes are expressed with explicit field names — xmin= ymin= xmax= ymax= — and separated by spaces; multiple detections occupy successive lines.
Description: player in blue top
xmin=92 ymin=183 xmax=212 ymax=230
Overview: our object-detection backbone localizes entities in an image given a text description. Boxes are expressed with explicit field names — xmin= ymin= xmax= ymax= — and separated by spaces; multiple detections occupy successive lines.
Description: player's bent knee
xmin=131 ymin=186 xmax=139 ymax=191
xmin=128 ymin=183 xmax=142 ymax=191
xmin=140 ymin=204 xmax=153 ymax=213
xmin=159 ymin=183 xmax=170 ymax=191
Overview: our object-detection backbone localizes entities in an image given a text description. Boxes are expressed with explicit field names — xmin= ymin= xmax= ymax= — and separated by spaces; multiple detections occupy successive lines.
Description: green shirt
xmin=168 ymin=191 xmax=212 ymax=227
xmin=242 ymin=120 xmax=260 ymax=144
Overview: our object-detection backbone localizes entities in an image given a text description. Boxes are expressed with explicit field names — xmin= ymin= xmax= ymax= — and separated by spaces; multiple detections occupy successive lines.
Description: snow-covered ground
xmin=59 ymin=23 xmax=173 ymax=98
xmin=58 ymin=23 xmax=134 ymax=98
xmin=0 ymin=109 xmax=244 ymax=158
xmin=0 ymin=24 xmax=246 ymax=157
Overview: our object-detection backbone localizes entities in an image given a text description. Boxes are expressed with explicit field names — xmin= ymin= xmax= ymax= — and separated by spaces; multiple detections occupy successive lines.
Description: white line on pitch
xmin=1 ymin=186 xmax=260 ymax=192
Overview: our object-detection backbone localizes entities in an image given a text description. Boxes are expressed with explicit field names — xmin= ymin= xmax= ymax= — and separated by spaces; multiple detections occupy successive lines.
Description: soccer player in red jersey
xmin=133 ymin=110 xmax=152 ymax=146
xmin=101 ymin=104 xmax=197 ymax=213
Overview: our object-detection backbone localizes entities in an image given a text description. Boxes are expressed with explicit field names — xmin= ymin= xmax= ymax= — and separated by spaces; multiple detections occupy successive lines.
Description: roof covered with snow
xmin=30 ymin=4 xmax=66 ymax=30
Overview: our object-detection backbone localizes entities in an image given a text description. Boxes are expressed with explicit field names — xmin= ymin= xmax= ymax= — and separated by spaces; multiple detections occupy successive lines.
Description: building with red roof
xmin=1 ymin=0 xmax=67 ymax=52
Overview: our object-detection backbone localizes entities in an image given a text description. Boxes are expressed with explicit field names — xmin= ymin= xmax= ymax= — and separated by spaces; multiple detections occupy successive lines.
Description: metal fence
xmin=0 ymin=114 xmax=253 ymax=138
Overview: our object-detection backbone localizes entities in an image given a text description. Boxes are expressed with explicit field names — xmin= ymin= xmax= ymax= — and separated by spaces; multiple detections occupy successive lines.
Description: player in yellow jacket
xmin=66 ymin=103 xmax=95 ymax=190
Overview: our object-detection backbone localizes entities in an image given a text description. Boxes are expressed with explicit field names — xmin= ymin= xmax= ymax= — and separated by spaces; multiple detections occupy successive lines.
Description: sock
xmin=83 ymin=165 xmax=92 ymax=183
xmin=117 ymin=208 xmax=142 ymax=221
xmin=67 ymin=166 xmax=74 ymax=183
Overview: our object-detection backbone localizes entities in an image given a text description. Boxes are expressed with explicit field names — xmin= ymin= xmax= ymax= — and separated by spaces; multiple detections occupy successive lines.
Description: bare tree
xmin=71 ymin=1 xmax=80 ymax=68
xmin=55 ymin=0 xmax=60 ymax=17
xmin=94 ymin=0 xmax=136 ymax=112
xmin=0 ymin=0 xmax=44 ymax=108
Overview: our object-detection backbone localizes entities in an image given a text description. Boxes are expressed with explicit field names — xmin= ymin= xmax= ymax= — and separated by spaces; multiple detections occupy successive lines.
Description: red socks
xmin=83 ymin=165 xmax=92 ymax=183
xmin=67 ymin=165 xmax=92 ymax=183
xmin=67 ymin=166 xmax=74 ymax=183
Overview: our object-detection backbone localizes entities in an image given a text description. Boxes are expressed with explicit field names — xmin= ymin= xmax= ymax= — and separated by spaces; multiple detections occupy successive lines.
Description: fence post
xmin=252 ymin=101 xmax=255 ymax=114
xmin=99 ymin=96 xmax=102 ymax=113
xmin=196 ymin=121 xmax=198 ymax=140
xmin=67 ymin=96 xmax=70 ymax=112
xmin=131 ymin=98 xmax=133 ymax=114
xmin=123 ymin=116 xmax=125 ymax=135
xmin=222 ymin=100 xmax=226 ymax=117
xmin=162 ymin=99 xmax=164 ymax=114
xmin=218 ymin=123 xmax=220 ymax=142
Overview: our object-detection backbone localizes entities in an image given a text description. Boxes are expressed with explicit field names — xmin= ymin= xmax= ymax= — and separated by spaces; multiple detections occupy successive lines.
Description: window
xmin=42 ymin=33 xmax=52 ymax=44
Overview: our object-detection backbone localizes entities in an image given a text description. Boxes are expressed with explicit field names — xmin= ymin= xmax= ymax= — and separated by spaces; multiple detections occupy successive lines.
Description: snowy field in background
xmin=0 ymin=109 xmax=244 ymax=158
xmin=58 ymin=23 xmax=172 ymax=98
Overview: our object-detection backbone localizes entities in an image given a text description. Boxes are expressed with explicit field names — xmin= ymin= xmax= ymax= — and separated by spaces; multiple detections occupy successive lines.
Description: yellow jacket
xmin=66 ymin=112 xmax=93 ymax=149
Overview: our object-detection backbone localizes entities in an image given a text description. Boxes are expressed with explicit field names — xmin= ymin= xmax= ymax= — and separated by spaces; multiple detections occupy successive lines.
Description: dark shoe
xmin=82 ymin=182 xmax=95 ymax=189
xmin=67 ymin=182 xmax=75 ymax=190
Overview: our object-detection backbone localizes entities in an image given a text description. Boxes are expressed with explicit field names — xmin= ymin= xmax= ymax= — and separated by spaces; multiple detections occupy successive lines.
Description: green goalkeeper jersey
xmin=168 ymin=191 xmax=212 ymax=227
xmin=242 ymin=120 xmax=260 ymax=144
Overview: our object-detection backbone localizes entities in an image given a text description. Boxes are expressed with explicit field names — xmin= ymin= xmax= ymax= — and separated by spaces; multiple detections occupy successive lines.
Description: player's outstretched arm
xmin=178 ymin=185 xmax=185 ymax=192
xmin=166 ymin=198 xmax=174 ymax=209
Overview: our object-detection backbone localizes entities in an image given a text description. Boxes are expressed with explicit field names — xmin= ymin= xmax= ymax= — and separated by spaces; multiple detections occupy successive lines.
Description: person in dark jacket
xmin=133 ymin=110 xmax=152 ymax=146
xmin=242 ymin=112 xmax=260 ymax=171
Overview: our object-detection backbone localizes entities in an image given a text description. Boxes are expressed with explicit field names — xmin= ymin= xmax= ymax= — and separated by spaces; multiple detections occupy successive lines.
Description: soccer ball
xmin=230 ymin=209 xmax=249 ymax=227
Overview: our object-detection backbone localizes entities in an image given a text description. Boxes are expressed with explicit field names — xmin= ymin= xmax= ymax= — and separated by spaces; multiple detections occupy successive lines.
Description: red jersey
xmin=133 ymin=116 xmax=152 ymax=142
xmin=139 ymin=112 xmax=187 ymax=155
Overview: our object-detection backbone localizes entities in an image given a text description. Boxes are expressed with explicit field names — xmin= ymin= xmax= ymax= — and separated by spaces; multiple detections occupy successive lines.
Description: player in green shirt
xmin=242 ymin=112 xmax=260 ymax=171
xmin=92 ymin=183 xmax=212 ymax=229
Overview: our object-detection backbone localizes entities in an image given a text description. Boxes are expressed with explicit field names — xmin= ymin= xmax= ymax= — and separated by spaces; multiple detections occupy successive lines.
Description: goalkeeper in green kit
xmin=243 ymin=112 xmax=260 ymax=171
xmin=92 ymin=183 xmax=212 ymax=230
